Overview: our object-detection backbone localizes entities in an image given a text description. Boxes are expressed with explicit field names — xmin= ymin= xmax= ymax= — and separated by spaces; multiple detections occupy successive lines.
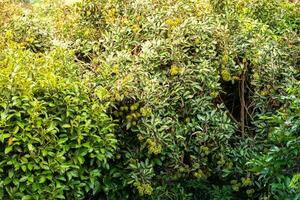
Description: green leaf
xmin=5 ymin=146 xmax=13 ymax=154
xmin=153 ymin=158 xmax=162 ymax=166
xmin=28 ymin=144 xmax=34 ymax=152
xmin=62 ymin=124 xmax=71 ymax=128
xmin=28 ymin=163 xmax=33 ymax=171
xmin=95 ymin=87 xmax=110 ymax=100
xmin=3 ymin=177 xmax=11 ymax=185
xmin=39 ymin=176 xmax=46 ymax=183
xmin=77 ymin=156 xmax=85 ymax=164
xmin=58 ymin=138 xmax=68 ymax=144
xmin=22 ymin=195 xmax=32 ymax=200
xmin=21 ymin=165 xmax=27 ymax=172
xmin=20 ymin=176 xmax=28 ymax=182
xmin=56 ymin=194 xmax=65 ymax=199
xmin=13 ymin=126 xmax=19 ymax=134
xmin=8 ymin=170 xmax=14 ymax=178
xmin=17 ymin=121 xmax=25 ymax=129
xmin=21 ymin=156 xmax=28 ymax=163
xmin=0 ymin=134 xmax=10 ymax=143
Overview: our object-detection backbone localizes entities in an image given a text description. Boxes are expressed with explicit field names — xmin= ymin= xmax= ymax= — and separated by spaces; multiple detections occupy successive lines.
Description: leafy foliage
xmin=0 ymin=35 xmax=117 ymax=199
xmin=0 ymin=0 xmax=299 ymax=199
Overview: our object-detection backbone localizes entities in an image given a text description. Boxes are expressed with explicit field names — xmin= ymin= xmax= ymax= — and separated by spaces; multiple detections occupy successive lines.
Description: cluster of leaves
xmin=248 ymin=80 xmax=300 ymax=199
xmin=0 ymin=0 xmax=299 ymax=199
xmin=0 ymin=30 xmax=117 ymax=199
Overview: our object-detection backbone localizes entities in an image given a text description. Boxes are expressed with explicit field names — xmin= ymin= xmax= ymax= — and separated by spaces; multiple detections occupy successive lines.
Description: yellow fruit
xmin=260 ymin=89 xmax=268 ymax=96
xmin=130 ymin=105 xmax=134 ymax=111
xmin=126 ymin=115 xmax=133 ymax=121
xmin=146 ymin=139 xmax=154 ymax=145
xmin=170 ymin=65 xmax=182 ymax=76
xmin=194 ymin=170 xmax=204 ymax=178
xmin=242 ymin=177 xmax=252 ymax=186
xmin=253 ymin=72 xmax=260 ymax=80
xmin=143 ymin=184 xmax=153 ymax=195
xmin=200 ymin=146 xmax=210 ymax=155
xmin=185 ymin=117 xmax=191 ymax=123
xmin=132 ymin=24 xmax=140 ymax=33
xmin=136 ymin=112 xmax=141 ymax=118
xmin=232 ymin=183 xmax=241 ymax=192
xmin=165 ymin=17 xmax=182 ymax=28
xmin=221 ymin=69 xmax=231 ymax=81
xmin=149 ymin=143 xmax=162 ymax=155
xmin=222 ymin=54 xmax=229 ymax=64
xmin=137 ymin=185 xmax=144 ymax=196
xmin=140 ymin=107 xmax=148 ymax=116
xmin=210 ymin=91 xmax=219 ymax=98
xmin=130 ymin=104 xmax=139 ymax=111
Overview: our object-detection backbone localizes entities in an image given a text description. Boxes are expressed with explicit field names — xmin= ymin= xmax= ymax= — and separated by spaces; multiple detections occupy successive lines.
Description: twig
xmin=239 ymin=66 xmax=247 ymax=138
xmin=218 ymin=96 xmax=239 ymax=124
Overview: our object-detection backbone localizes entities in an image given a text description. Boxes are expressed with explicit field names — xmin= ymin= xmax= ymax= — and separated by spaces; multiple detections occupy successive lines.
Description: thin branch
xmin=218 ymin=96 xmax=239 ymax=124
xmin=240 ymin=67 xmax=246 ymax=138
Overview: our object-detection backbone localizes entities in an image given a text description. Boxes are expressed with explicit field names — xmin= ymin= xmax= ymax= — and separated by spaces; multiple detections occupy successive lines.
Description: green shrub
xmin=248 ymin=80 xmax=300 ymax=199
xmin=0 ymin=0 xmax=299 ymax=199
xmin=0 ymin=40 xmax=117 ymax=199
xmin=74 ymin=0 xmax=299 ymax=199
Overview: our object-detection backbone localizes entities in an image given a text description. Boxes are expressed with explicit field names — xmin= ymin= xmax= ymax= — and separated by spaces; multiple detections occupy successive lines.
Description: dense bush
xmin=0 ymin=0 xmax=299 ymax=199
xmin=248 ymin=80 xmax=300 ymax=199
xmin=0 ymin=36 xmax=117 ymax=199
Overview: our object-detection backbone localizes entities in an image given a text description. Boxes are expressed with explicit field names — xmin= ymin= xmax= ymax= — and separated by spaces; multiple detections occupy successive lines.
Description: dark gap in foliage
xmin=25 ymin=43 xmax=49 ymax=53
xmin=219 ymin=59 xmax=254 ymax=136
xmin=75 ymin=51 xmax=93 ymax=63
xmin=219 ymin=80 xmax=240 ymax=123
xmin=158 ymin=60 xmax=173 ymax=72
xmin=185 ymin=180 xmax=211 ymax=200
xmin=242 ymin=62 xmax=255 ymax=133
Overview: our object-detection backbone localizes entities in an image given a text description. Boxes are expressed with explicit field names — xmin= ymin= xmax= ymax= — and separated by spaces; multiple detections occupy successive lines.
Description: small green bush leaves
xmin=0 ymin=0 xmax=299 ymax=199
xmin=0 ymin=45 xmax=117 ymax=199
